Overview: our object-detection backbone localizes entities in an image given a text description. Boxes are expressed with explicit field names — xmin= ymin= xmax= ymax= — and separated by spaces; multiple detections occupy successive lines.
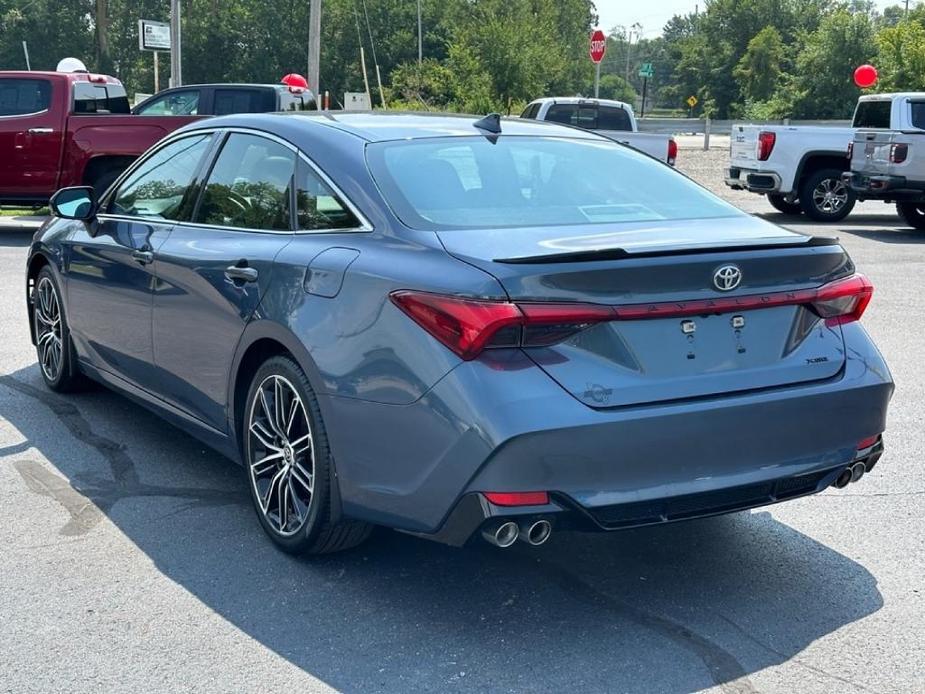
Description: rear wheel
xmin=33 ymin=267 xmax=86 ymax=392
xmin=243 ymin=356 xmax=372 ymax=555
xmin=767 ymin=194 xmax=802 ymax=216
xmin=896 ymin=202 xmax=925 ymax=229
xmin=799 ymin=169 xmax=855 ymax=222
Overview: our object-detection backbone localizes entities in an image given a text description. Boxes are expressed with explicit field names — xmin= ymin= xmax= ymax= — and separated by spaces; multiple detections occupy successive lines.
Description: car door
xmin=134 ymin=88 xmax=202 ymax=116
xmin=152 ymin=130 xmax=295 ymax=430
xmin=0 ymin=76 xmax=61 ymax=198
xmin=65 ymin=132 xmax=215 ymax=392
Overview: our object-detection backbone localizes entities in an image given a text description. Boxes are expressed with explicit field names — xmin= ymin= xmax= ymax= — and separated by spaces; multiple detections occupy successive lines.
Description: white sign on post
xmin=138 ymin=20 xmax=171 ymax=52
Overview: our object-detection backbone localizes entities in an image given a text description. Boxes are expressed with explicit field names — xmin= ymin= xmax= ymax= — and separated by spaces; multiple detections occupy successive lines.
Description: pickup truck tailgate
xmin=731 ymin=126 xmax=760 ymax=168
xmin=851 ymin=130 xmax=900 ymax=177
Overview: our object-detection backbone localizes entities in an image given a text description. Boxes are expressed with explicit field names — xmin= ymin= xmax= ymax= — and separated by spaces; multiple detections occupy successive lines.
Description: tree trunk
xmin=95 ymin=0 xmax=112 ymax=74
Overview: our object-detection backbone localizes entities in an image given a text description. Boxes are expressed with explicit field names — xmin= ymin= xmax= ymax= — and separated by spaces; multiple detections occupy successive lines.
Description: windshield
xmin=366 ymin=136 xmax=740 ymax=230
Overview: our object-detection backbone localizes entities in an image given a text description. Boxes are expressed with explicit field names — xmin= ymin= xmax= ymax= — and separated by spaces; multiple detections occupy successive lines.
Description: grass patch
xmin=1 ymin=207 xmax=49 ymax=217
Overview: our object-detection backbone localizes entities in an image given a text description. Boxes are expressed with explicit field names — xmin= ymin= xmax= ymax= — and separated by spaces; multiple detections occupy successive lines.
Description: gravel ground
xmin=0 ymin=148 xmax=922 ymax=694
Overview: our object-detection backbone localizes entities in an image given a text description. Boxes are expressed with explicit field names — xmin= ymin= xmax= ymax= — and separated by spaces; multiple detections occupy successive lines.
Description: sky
xmin=593 ymin=0 xmax=900 ymax=38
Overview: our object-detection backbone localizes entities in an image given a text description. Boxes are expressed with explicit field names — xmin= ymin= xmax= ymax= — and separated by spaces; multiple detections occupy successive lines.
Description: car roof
xmin=187 ymin=111 xmax=609 ymax=143
xmin=857 ymin=92 xmax=925 ymax=102
xmin=0 ymin=70 xmax=122 ymax=86
xmin=527 ymin=96 xmax=633 ymax=110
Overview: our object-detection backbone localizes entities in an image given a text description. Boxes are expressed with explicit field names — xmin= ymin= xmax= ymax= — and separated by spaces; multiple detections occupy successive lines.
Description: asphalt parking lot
xmin=1 ymin=147 xmax=923 ymax=694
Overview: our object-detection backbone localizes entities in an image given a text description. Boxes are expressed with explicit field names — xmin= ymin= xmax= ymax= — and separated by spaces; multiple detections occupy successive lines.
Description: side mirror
xmin=50 ymin=186 xmax=97 ymax=221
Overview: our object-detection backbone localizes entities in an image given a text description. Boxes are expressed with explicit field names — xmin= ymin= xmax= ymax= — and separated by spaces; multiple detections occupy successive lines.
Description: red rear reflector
xmin=667 ymin=138 xmax=678 ymax=166
xmin=484 ymin=491 xmax=549 ymax=507
xmin=390 ymin=274 xmax=873 ymax=360
xmin=757 ymin=131 xmax=776 ymax=161
xmin=857 ymin=435 xmax=880 ymax=450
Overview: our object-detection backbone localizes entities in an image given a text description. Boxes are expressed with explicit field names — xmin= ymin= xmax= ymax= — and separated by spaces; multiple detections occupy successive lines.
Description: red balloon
xmin=854 ymin=64 xmax=878 ymax=89
xmin=281 ymin=73 xmax=309 ymax=89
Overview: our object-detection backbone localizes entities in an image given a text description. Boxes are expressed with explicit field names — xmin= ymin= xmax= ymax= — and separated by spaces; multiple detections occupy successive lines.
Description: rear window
xmin=73 ymin=82 xmax=130 ymax=114
xmin=366 ymin=136 xmax=739 ymax=231
xmin=598 ymin=105 xmax=632 ymax=131
xmin=0 ymin=78 xmax=51 ymax=116
xmin=911 ymin=102 xmax=925 ymax=130
xmin=213 ymin=88 xmax=275 ymax=115
xmin=853 ymin=100 xmax=891 ymax=128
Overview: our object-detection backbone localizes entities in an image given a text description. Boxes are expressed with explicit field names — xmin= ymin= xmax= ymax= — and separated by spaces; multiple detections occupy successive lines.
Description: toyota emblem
xmin=713 ymin=265 xmax=742 ymax=291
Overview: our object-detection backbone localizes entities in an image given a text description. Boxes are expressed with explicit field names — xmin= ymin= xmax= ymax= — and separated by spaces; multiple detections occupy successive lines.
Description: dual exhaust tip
xmin=482 ymin=519 xmax=552 ymax=548
xmin=833 ymin=461 xmax=867 ymax=489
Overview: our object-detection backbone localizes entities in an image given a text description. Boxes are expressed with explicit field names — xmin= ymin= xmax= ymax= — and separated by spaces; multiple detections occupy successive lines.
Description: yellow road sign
xmin=686 ymin=95 xmax=698 ymax=109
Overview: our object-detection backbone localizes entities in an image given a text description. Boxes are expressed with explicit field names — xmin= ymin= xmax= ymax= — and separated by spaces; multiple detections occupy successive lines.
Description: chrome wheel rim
xmin=34 ymin=277 xmax=63 ymax=382
xmin=247 ymin=375 xmax=314 ymax=537
xmin=812 ymin=178 xmax=848 ymax=214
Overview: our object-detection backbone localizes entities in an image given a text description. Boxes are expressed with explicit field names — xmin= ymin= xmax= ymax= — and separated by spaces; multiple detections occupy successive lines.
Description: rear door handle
xmin=132 ymin=249 xmax=154 ymax=265
xmin=225 ymin=265 xmax=258 ymax=283
xmin=28 ymin=127 xmax=54 ymax=135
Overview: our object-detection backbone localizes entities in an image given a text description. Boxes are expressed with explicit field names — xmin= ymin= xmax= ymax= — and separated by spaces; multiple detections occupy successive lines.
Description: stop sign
xmin=589 ymin=29 xmax=606 ymax=64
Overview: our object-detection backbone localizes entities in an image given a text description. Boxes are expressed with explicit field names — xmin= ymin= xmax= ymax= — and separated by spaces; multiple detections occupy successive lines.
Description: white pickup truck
xmin=843 ymin=93 xmax=925 ymax=229
xmin=520 ymin=97 xmax=677 ymax=166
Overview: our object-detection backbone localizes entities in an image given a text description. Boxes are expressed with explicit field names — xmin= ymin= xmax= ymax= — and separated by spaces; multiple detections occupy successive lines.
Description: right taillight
xmin=757 ymin=131 xmax=776 ymax=161
xmin=809 ymin=274 xmax=874 ymax=326
xmin=667 ymin=138 xmax=678 ymax=166
xmin=847 ymin=141 xmax=854 ymax=160
xmin=890 ymin=143 xmax=908 ymax=164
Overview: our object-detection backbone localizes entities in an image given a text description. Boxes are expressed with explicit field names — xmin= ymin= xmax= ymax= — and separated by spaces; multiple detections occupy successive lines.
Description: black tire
xmin=32 ymin=267 xmax=88 ymax=392
xmin=88 ymin=166 xmax=122 ymax=198
xmin=896 ymin=202 xmax=925 ymax=229
xmin=799 ymin=168 xmax=856 ymax=222
xmin=767 ymin=194 xmax=802 ymax=216
xmin=242 ymin=355 xmax=372 ymax=555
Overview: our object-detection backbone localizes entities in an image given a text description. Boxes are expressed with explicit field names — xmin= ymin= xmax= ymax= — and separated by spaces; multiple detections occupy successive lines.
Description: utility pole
xmin=308 ymin=0 xmax=322 ymax=100
xmin=169 ymin=0 xmax=182 ymax=87
xmin=417 ymin=0 xmax=422 ymax=65
xmin=623 ymin=23 xmax=641 ymax=87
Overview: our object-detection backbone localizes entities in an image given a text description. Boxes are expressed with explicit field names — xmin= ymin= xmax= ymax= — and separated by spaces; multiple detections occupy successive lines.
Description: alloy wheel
xmin=34 ymin=277 xmax=63 ymax=382
xmin=811 ymin=178 xmax=849 ymax=214
xmin=247 ymin=375 xmax=315 ymax=537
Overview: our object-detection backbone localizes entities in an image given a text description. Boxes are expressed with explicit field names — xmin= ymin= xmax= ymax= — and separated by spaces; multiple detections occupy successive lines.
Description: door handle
xmin=28 ymin=127 xmax=54 ymax=135
xmin=132 ymin=249 xmax=154 ymax=265
xmin=225 ymin=264 xmax=258 ymax=283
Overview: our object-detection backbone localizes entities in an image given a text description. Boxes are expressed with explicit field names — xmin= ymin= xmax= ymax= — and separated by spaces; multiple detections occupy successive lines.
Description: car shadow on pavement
xmin=0 ymin=365 xmax=884 ymax=693
xmin=0 ymin=230 xmax=34 ymax=248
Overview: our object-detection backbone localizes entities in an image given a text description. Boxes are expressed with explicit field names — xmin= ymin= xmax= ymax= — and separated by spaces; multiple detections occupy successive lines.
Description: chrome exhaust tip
xmin=482 ymin=520 xmax=519 ymax=548
xmin=850 ymin=462 xmax=866 ymax=483
xmin=519 ymin=519 xmax=552 ymax=546
xmin=833 ymin=468 xmax=853 ymax=489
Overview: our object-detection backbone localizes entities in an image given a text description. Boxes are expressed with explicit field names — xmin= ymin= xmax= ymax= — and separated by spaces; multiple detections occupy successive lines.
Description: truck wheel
xmin=767 ymin=194 xmax=802 ymax=216
xmin=799 ymin=169 xmax=855 ymax=222
xmin=896 ymin=203 xmax=925 ymax=229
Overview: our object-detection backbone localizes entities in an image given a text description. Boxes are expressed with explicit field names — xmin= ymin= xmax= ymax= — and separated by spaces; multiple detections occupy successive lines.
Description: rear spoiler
xmin=495 ymin=235 xmax=840 ymax=264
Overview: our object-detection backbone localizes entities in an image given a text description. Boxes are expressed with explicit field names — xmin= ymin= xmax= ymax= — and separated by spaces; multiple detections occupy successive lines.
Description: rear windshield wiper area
xmin=494 ymin=235 xmax=839 ymax=264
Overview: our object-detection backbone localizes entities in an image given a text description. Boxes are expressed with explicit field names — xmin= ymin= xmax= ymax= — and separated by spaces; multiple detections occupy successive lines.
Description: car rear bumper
xmin=725 ymin=167 xmax=782 ymax=193
xmin=842 ymin=171 xmax=925 ymax=200
xmin=324 ymin=324 xmax=893 ymax=542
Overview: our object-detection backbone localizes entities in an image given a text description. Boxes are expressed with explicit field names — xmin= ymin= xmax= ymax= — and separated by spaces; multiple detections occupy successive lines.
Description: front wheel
xmin=767 ymin=194 xmax=802 ymax=216
xmin=799 ymin=169 xmax=856 ymax=222
xmin=33 ymin=267 xmax=87 ymax=392
xmin=243 ymin=356 xmax=372 ymax=555
xmin=896 ymin=202 xmax=925 ymax=229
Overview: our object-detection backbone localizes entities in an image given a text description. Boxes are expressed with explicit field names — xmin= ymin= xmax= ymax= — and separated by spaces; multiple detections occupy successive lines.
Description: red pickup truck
xmin=0 ymin=71 xmax=199 ymax=206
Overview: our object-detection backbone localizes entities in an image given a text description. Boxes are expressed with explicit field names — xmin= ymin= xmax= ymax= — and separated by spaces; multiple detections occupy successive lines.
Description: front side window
xmin=137 ymin=90 xmax=200 ymax=115
xmin=109 ymin=133 xmax=213 ymax=220
xmin=367 ymin=136 xmax=740 ymax=230
xmin=0 ymin=78 xmax=51 ymax=116
xmin=195 ymin=133 xmax=295 ymax=231
xmin=296 ymin=159 xmax=361 ymax=230
xmin=73 ymin=82 xmax=130 ymax=114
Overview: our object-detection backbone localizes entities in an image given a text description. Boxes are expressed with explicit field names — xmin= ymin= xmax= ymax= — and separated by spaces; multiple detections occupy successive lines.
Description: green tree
xmin=734 ymin=26 xmax=785 ymax=102
xmin=876 ymin=19 xmax=925 ymax=92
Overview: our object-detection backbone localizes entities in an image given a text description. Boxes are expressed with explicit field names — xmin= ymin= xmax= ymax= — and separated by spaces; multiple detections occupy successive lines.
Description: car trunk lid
xmin=438 ymin=217 xmax=853 ymax=408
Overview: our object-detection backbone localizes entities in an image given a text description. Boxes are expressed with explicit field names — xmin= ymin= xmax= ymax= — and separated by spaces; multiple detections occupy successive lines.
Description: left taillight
xmin=890 ymin=143 xmax=909 ymax=164
xmin=389 ymin=291 xmax=612 ymax=360
xmin=667 ymin=138 xmax=678 ymax=166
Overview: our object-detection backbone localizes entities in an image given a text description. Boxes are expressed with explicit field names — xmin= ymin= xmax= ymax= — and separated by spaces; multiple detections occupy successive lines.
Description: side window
xmin=74 ymin=83 xmax=130 ymax=114
xmin=137 ymin=90 xmax=200 ymax=115
xmin=544 ymin=104 xmax=577 ymax=125
xmin=520 ymin=103 xmax=540 ymax=120
xmin=912 ymin=102 xmax=925 ymax=130
xmin=213 ymin=88 xmax=275 ymax=115
xmin=195 ymin=133 xmax=295 ymax=231
xmin=598 ymin=105 xmax=632 ymax=131
xmin=0 ymin=78 xmax=51 ymax=116
xmin=109 ymin=134 xmax=213 ymax=220
xmin=852 ymin=101 xmax=891 ymax=128
xmin=296 ymin=159 xmax=361 ymax=230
